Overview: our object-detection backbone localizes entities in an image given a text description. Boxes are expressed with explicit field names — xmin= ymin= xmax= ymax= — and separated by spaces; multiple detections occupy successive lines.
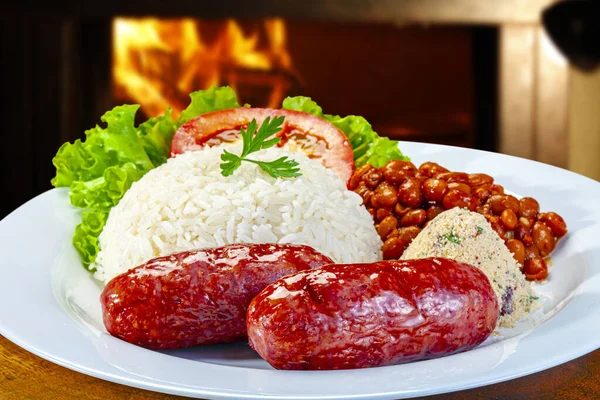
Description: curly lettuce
xmin=52 ymin=85 xmax=240 ymax=270
xmin=282 ymin=96 xmax=409 ymax=167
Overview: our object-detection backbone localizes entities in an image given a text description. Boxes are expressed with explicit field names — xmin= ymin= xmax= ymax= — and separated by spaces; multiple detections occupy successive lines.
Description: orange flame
xmin=113 ymin=18 xmax=295 ymax=118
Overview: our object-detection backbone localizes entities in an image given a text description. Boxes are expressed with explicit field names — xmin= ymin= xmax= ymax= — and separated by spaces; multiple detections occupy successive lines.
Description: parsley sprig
xmin=219 ymin=116 xmax=301 ymax=178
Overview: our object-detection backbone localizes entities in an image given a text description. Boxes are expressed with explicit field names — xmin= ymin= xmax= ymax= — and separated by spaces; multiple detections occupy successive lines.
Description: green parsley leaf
xmin=440 ymin=231 xmax=461 ymax=245
xmin=219 ymin=117 xmax=302 ymax=178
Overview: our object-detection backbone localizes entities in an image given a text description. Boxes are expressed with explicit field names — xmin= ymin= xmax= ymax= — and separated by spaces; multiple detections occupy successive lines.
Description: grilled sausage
xmin=247 ymin=258 xmax=499 ymax=370
xmin=101 ymin=243 xmax=333 ymax=349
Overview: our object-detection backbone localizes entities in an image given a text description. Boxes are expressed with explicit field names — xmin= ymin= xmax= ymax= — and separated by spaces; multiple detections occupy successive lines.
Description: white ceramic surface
xmin=1 ymin=142 xmax=600 ymax=399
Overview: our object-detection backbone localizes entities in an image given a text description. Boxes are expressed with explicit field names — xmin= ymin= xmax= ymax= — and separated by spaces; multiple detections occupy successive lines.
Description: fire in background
xmin=113 ymin=18 xmax=298 ymax=118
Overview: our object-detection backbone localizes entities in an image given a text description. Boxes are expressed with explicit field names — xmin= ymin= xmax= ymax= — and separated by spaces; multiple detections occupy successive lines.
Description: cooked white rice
xmin=92 ymin=145 xmax=382 ymax=283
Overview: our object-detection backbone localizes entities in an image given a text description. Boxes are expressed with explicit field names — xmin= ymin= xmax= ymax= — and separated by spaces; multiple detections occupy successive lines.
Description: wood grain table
xmin=1 ymin=334 xmax=598 ymax=400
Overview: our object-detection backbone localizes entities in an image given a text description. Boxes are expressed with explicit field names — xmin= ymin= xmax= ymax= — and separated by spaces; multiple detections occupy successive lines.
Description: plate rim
xmin=1 ymin=141 xmax=600 ymax=399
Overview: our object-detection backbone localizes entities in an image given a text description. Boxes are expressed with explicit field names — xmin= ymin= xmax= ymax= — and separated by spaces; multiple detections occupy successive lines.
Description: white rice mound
xmin=401 ymin=208 xmax=538 ymax=328
xmin=92 ymin=144 xmax=382 ymax=283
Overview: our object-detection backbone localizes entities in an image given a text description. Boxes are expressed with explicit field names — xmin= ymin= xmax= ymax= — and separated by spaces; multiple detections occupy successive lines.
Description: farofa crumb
xmin=402 ymin=208 xmax=538 ymax=328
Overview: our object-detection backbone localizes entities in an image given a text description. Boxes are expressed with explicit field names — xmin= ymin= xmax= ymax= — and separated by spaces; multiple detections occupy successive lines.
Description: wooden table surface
xmin=1 ymin=335 xmax=599 ymax=400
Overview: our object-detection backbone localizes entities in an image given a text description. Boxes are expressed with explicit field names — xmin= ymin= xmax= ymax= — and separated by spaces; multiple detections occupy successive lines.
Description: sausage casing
xmin=101 ymin=243 xmax=333 ymax=349
xmin=247 ymin=258 xmax=499 ymax=370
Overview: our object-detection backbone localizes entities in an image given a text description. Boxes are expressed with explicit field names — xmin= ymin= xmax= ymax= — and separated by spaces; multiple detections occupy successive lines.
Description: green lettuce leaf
xmin=72 ymin=211 xmax=108 ymax=267
xmin=178 ymin=85 xmax=240 ymax=126
xmin=282 ymin=96 xmax=409 ymax=167
xmin=137 ymin=108 xmax=177 ymax=167
xmin=52 ymin=86 xmax=242 ymax=270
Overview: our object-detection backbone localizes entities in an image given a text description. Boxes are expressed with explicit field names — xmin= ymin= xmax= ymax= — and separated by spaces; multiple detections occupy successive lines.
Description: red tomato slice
xmin=170 ymin=108 xmax=354 ymax=183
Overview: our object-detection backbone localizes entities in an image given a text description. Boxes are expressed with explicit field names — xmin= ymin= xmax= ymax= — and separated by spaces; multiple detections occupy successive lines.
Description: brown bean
xmin=518 ymin=197 xmax=540 ymax=219
xmin=374 ymin=182 xmax=398 ymax=208
xmin=448 ymin=182 xmax=472 ymax=195
xmin=426 ymin=205 xmax=445 ymax=221
xmin=400 ymin=209 xmax=427 ymax=227
xmin=434 ymin=171 xmax=469 ymax=184
xmin=442 ymin=190 xmax=478 ymax=211
xmin=355 ymin=184 xmax=373 ymax=205
xmin=422 ymin=178 xmax=448 ymax=202
xmin=370 ymin=194 xmax=381 ymax=209
xmin=394 ymin=202 xmax=410 ymax=217
xmin=367 ymin=208 xmax=375 ymax=217
xmin=375 ymin=208 xmax=392 ymax=221
xmin=418 ymin=162 xmax=449 ymax=177
xmin=348 ymin=164 xmax=374 ymax=190
xmin=382 ymin=166 xmax=408 ymax=185
xmin=477 ymin=203 xmax=492 ymax=215
xmin=363 ymin=169 xmax=384 ymax=189
xmin=522 ymin=257 xmax=548 ymax=281
xmin=532 ymin=221 xmax=555 ymax=257
xmin=538 ymin=212 xmax=568 ymax=238
xmin=500 ymin=209 xmax=518 ymax=230
xmin=491 ymin=184 xmax=505 ymax=195
xmin=382 ymin=237 xmax=405 ymax=259
xmin=489 ymin=195 xmax=519 ymax=215
xmin=525 ymin=245 xmax=540 ymax=260
xmin=506 ymin=239 xmax=525 ymax=265
xmin=386 ymin=160 xmax=418 ymax=177
xmin=473 ymin=185 xmax=493 ymax=202
xmin=398 ymin=178 xmax=424 ymax=207
xmin=468 ymin=173 xmax=494 ymax=187
xmin=486 ymin=214 xmax=507 ymax=240
xmin=377 ymin=215 xmax=398 ymax=240
xmin=396 ymin=226 xmax=421 ymax=245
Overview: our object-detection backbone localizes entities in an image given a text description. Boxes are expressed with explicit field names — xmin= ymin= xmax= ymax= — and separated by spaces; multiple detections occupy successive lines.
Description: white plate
xmin=1 ymin=142 xmax=600 ymax=399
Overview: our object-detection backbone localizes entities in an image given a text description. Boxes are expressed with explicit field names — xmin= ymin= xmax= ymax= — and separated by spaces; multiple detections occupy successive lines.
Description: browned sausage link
xmin=247 ymin=259 xmax=499 ymax=370
xmin=100 ymin=244 xmax=333 ymax=350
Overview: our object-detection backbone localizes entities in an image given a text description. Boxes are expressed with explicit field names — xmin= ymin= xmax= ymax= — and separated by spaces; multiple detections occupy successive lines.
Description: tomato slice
xmin=170 ymin=108 xmax=354 ymax=183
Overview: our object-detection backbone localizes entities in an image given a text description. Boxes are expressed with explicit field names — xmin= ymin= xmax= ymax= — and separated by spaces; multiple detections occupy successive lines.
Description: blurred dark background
xmin=1 ymin=0 xmax=599 ymax=219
